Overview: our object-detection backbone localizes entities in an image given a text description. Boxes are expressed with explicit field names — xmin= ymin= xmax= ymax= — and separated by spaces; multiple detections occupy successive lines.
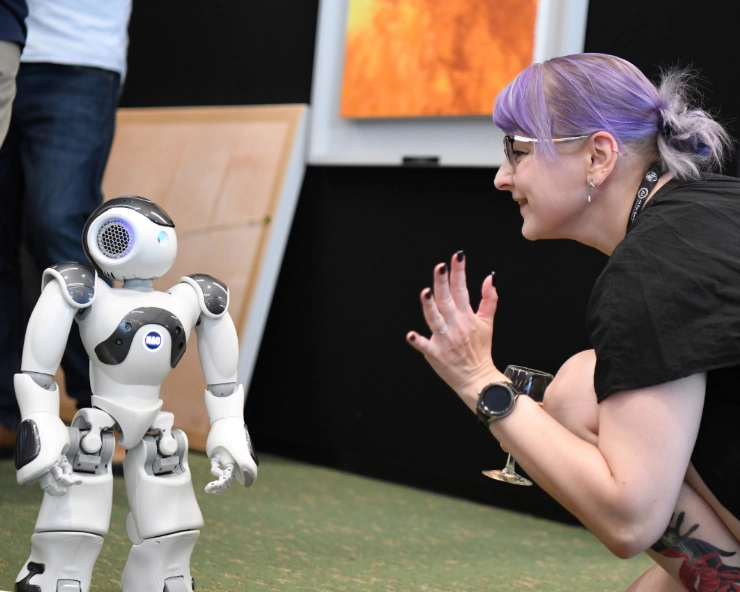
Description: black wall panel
xmin=246 ymin=165 xmax=605 ymax=524
xmin=120 ymin=0 xmax=319 ymax=107
xmin=121 ymin=0 xmax=740 ymax=523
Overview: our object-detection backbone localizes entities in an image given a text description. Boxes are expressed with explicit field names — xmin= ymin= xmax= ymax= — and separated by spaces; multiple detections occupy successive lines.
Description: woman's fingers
xmin=476 ymin=272 xmax=498 ymax=326
xmin=449 ymin=251 xmax=471 ymax=310
xmin=432 ymin=262 xmax=455 ymax=313
xmin=420 ymin=287 xmax=448 ymax=334
xmin=406 ymin=330 xmax=436 ymax=357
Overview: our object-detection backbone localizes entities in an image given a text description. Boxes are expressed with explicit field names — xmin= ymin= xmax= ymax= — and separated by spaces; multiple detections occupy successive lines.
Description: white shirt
xmin=20 ymin=0 xmax=132 ymax=78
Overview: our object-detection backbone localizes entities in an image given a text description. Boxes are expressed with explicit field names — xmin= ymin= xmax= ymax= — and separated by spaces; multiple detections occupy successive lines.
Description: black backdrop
xmin=121 ymin=0 xmax=740 ymax=524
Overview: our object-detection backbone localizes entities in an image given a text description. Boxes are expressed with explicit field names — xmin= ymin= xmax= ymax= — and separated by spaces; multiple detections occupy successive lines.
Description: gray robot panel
xmin=94 ymin=307 xmax=187 ymax=368
xmin=85 ymin=196 xmax=174 ymax=229
xmin=183 ymin=274 xmax=228 ymax=317
xmin=14 ymin=419 xmax=41 ymax=470
xmin=42 ymin=262 xmax=96 ymax=307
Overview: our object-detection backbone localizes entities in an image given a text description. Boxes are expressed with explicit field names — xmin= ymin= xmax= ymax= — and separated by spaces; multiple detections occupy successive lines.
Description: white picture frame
xmin=308 ymin=0 xmax=590 ymax=167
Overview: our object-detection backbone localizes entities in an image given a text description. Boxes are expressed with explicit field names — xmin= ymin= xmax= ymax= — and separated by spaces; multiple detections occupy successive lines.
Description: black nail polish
xmin=491 ymin=271 xmax=497 ymax=287
xmin=456 ymin=250 xmax=465 ymax=262
xmin=424 ymin=289 xmax=433 ymax=300
xmin=409 ymin=334 xmax=416 ymax=342
xmin=439 ymin=264 xmax=447 ymax=275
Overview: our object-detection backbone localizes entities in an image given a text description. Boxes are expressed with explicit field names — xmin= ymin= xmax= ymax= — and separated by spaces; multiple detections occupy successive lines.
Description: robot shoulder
xmin=179 ymin=274 xmax=229 ymax=319
xmin=41 ymin=262 xmax=97 ymax=309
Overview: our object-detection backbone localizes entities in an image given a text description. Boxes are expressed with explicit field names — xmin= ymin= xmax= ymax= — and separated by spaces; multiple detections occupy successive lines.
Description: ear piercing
xmin=587 ymin=178 xmax=596 ymax=202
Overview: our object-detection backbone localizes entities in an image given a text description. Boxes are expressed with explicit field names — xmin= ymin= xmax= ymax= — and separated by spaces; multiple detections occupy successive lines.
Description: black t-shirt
xmin=587 ymin=174 xmax=740 ymax=519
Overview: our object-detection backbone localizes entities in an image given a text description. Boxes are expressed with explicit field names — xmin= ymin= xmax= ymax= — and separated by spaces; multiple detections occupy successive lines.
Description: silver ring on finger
xmin=432 ymin=324 xmax=447 ymax=335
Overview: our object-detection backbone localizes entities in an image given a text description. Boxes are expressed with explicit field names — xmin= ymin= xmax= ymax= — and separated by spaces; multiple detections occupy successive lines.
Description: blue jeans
xmin=0 ymin=63 xmax=120 ymax=431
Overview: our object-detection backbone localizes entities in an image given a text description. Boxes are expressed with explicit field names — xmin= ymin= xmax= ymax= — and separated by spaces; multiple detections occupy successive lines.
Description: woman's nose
xmin=494 ymin=161 xmax=514 ymax=191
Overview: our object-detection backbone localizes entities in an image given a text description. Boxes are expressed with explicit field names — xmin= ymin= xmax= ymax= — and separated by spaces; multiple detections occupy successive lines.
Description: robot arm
xmin=181 ymin=275 xmax=258 ymax=494
xmin=16 ymin=264 xmax=96 ymax=494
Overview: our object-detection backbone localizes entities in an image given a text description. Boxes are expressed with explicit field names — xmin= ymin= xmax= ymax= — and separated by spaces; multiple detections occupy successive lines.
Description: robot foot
xmin=121 ymin=530 xmax=200 ymax=592
xmin=15 ymin=531 xmax=103 ymax=592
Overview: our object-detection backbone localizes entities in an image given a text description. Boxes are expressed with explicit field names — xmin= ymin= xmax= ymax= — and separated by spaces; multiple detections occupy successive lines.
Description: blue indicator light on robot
xmin=144 ymin=331 xmax=162 ymax=350
xmin=158 ymin=230 xmax=169 ymax=245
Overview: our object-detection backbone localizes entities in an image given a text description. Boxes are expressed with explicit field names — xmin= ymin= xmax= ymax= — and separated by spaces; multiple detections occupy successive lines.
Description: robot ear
xmin=96 ymin=219 xmax=135 ymax=260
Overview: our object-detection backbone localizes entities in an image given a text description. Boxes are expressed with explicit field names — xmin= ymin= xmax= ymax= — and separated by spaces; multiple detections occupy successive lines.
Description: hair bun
xmin=657 ymin=109 xmax=673 ymax=142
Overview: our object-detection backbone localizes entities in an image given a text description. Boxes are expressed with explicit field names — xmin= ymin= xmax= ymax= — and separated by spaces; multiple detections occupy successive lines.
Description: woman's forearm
xmin=487 ymin=395 xmax=677 ymax=558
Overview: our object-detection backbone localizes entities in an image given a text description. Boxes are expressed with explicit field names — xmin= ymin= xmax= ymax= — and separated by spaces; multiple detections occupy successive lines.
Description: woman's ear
xmin=588 ymin=132 xmax=619 ymax=186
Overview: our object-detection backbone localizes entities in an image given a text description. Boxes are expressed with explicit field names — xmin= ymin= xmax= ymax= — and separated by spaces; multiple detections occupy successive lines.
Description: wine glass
xmin=482 ymin=365 xmax=553 ymax=486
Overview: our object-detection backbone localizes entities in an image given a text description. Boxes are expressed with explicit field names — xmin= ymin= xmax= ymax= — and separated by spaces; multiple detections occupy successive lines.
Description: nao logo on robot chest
xmin=143 ymin=331 xmax=163 ymax=351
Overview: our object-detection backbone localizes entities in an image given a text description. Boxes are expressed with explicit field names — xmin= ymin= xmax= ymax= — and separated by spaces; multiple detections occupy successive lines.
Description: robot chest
xmin=86 ymin=306 xmax=189 ymax=369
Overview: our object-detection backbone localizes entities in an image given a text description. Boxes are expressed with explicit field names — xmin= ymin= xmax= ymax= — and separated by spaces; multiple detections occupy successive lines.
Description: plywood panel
xmin=56 ymin=106 xmax=308 ymax=446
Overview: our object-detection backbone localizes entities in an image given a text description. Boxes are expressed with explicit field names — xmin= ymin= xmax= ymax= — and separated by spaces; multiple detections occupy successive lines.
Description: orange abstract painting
xmin=340 ymin=0 xmax=538 ymax=118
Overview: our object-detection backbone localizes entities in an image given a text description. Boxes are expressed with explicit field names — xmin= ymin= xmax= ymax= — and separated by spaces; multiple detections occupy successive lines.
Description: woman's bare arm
xmin=407 ymin=254 xmax=706 ymax=558
xmin=489 ymin=375 xmax=705 ymax=558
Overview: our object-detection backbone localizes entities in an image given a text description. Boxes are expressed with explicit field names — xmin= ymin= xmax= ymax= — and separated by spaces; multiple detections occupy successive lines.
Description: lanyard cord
xmin=627 ymin=166 xmax=662 ymax=229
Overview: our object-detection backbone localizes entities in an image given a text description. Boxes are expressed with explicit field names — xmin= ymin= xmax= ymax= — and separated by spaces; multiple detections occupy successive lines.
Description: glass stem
xmin=504 ymin=454 xmax=517 ymax=474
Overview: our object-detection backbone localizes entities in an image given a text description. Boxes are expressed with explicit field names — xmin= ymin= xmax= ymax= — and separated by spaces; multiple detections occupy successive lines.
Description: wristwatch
xmin=476 ymin=382 xmax=521 ymax=427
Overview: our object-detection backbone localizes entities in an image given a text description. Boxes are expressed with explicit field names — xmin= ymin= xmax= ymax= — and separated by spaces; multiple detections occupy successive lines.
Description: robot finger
xmin=209 ymin=456 xmax=225 ymax=478
xmin=59 ymin=454 xmax=74 ymax=474
xmin=204 ymin=464 xmax=235 ymax=495
xmin=57 ymin=472 xmax=83 ymax=488
xmin=48 ymin=456 xmax=82 ymax=489
xmin=204 ymin=478 xmax=224 ymax=494
xmin=223 ymin=463 xmax=234 ymax=484
xmin=50 ymin=463 xmax=64 ymax=481
xmin=39 ymin=471 xmax=68 ymax=497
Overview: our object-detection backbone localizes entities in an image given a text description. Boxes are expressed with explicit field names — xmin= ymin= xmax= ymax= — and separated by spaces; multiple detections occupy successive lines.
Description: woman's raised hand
xmin=406 ymin=252 xmax=506 ymax=411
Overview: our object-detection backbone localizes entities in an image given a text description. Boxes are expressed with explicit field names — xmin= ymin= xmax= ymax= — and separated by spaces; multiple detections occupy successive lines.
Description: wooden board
xmin=58 ymin=105 xmax=308 ymax=450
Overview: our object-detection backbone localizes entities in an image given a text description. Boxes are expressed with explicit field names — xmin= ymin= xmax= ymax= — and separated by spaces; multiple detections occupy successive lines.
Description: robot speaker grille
xmin=97 ymin=220 xmax=132 ymax=259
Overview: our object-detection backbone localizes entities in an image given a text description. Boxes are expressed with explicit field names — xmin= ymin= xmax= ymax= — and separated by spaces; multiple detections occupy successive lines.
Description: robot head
xmin=83 ymin=196 xmax=178 ymax=281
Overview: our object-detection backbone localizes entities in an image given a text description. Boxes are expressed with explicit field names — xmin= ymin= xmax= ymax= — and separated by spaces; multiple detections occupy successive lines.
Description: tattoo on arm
xmin=651 ymin=511 xmax=740 ymax=591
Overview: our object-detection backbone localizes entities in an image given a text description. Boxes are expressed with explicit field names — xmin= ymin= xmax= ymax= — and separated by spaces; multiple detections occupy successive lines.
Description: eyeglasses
xmin=503 ymin=134 xmax=590 ymax=172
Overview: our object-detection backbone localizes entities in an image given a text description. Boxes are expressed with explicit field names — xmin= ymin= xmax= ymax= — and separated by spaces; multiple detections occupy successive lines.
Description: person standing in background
xmin=0 ymin=0 xmax=27 ymax=452
xmin=0 ymin=0 xmax=26 ymax=144
xmin=0 ymin=0 xmax=132 ymax=453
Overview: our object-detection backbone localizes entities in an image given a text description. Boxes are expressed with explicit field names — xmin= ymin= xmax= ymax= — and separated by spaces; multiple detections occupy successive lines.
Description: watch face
xmin=481 ymin=384 xmax=514 ymax=414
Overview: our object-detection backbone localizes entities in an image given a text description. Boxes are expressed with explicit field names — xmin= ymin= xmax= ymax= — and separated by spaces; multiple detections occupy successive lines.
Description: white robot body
xmin=13 ymin=196 xmax=258 ymax=592
xmin=15 ymin=532 xmax=104 ymax=592
xmin=21 ymin=280 xmax=80 ymax=376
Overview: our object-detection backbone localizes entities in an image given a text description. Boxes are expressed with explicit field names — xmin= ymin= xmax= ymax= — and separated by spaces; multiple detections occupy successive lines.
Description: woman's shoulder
xmin=618 ymin=173 xmax=740 ymax=258
xmin=588 ymin=173 xmax=740 ymax=399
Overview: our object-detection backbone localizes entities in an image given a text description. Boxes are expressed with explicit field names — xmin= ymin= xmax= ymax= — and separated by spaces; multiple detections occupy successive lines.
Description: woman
xmin=407 ymin=53 xmax=740 ymax=591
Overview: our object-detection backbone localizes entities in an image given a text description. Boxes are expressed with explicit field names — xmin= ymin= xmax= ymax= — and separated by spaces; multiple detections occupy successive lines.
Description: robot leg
xmin=121 ymin=426 xmax=204 ymax=592
xmin=15 ymin=532 xmax=104 ymax=592
xmin=15 ymin=427 xmax=115 ymax=592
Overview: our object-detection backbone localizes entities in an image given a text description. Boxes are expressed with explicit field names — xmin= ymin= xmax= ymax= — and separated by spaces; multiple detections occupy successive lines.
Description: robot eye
xmin=97 ymin=219 xmax=133 ymax=259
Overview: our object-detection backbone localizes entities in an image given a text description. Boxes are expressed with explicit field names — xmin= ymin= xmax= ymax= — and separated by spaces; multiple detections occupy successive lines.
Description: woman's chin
xmin=521 ymin=222 xmax=540 ymax=241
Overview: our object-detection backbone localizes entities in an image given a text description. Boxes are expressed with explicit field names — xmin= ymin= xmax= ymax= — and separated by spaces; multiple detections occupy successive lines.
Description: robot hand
xmin=16 ymin=412 xmax=81 ymax=495
xmin=38 ymin=454 xmax=82 ymax=496
xmin=205 ymin=416 xmax=258 ymax=494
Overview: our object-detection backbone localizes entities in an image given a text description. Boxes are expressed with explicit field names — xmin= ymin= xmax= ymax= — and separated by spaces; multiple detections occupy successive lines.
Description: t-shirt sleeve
xmin=587 ymin=200 xmax=740 ymax=401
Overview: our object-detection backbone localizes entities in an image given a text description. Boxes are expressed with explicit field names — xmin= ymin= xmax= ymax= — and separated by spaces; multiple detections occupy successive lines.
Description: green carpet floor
xmin=0 ymin=453 xmax=651 ymax=591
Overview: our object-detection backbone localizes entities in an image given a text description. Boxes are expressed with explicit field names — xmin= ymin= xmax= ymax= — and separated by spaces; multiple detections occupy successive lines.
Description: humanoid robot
xmin=13 ymin=196 xmax=259 ymax=592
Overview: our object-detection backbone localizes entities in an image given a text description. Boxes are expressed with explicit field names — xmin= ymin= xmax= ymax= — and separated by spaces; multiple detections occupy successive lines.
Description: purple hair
xmin=493 ymin=54 xmax=731 ymax=179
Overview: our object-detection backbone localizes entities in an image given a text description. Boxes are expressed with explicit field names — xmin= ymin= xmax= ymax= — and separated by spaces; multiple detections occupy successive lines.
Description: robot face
xmin=83 ymin=197 xmax=177 ymax=281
